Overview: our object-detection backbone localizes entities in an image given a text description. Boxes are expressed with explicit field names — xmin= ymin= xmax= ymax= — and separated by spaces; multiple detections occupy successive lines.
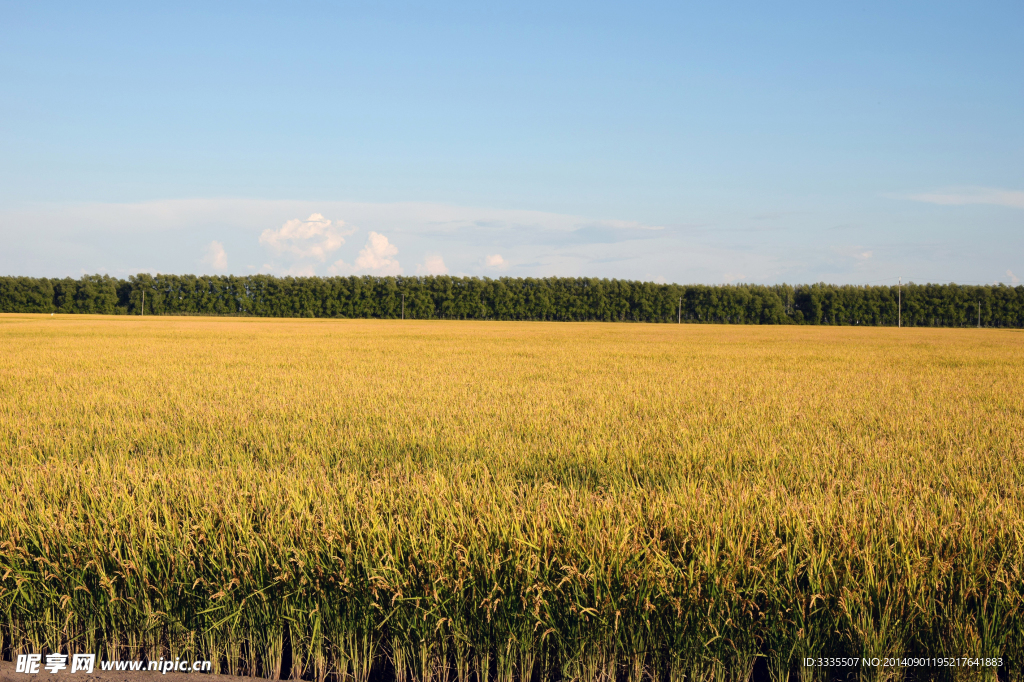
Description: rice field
xmin=1 ymin=314 xmax=1022 ymax=682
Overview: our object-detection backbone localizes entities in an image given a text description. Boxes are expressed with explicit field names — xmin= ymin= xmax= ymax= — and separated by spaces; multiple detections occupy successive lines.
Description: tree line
xmin=1 ymin=273 xmax=1023 ymax=327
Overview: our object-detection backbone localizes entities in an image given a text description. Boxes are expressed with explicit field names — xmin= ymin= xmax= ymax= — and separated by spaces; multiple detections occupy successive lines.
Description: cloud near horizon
xmin=2 ymin=196 xmax=1020 ymax=286
xmin=259 ymin=213 xmax=354 ymax=260
xmin=905 ymin=187 xmax=1024 ymax=209
xmin=416 ymin=254 xmax=448 ymax=276
xmin=201 ymin=241 xmax=227 ymax=271
xmin=331 ymin=232 xmax=402 ymax=276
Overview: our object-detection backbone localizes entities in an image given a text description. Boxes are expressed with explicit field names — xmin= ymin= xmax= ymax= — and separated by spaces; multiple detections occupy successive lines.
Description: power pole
xmin=402 ymin=293 xmax=405 ymax=320
xmin=678 ymin=297 xmax=681 ymax=324
xmin=978 ymin=301 xmax=981 ymax=328
xmin=142 ymin=289 xmax=145 ymax=317
xmin=898 ymin=278 xmax=901 ymax=328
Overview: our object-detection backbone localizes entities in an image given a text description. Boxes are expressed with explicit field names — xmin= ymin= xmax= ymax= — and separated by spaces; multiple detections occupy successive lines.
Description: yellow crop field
xmin=1 ymin=314 xmax=1022 ymax=682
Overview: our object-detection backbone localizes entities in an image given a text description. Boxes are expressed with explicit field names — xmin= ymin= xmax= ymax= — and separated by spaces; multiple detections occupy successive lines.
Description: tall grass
xmin=1 ymin=315 xmax=1022 ymax=681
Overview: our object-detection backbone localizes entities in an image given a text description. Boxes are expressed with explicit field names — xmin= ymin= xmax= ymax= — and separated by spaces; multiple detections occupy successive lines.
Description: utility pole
xmin=142 ymin=289 xmax=145 ymax=317
xmin=898 ymin=277 xmax=901 ymax=328
xmin=678 ymin=297 xmax=681 ymax=324
xmin=978 ymin=301 xmax=981 ymax=328
xmin=402 ymin=293 xmax=405 ymax=320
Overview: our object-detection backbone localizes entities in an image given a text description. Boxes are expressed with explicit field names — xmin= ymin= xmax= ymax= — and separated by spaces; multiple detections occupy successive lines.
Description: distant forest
xmin=2 ymin=273 xmax=1023 ymax=327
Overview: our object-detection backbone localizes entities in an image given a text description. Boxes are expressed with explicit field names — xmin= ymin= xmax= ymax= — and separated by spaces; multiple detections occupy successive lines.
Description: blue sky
xmin=2 ymin=1 xmax=1021 ymax=284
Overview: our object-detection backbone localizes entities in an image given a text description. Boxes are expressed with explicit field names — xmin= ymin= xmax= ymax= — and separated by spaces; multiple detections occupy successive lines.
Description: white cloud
xmin=326 ymin=260 xmax=352 ymax=276
xmin=416 ymin=254 xmax=448 ymax=275
xmin=1009 ymin=269 xmax=1020 ymax=284
xmin=484 ymin=254 xmax=505 ymax=267
xmin=723 ymin=272 xmax=746 ymax=283
xmin=357 ymin=232 xmax=400 ymax=273
xmin=831 ymin=246 xmax=873 ymax=264
xmin=259 ymin=213 xmax=354 ymax=261
xmin=11 ymin=196 xmax=986 ymax=285
xmin=905 ymin=187 xmax=1024 ymax=209
xmin=841 ymin=249 xmax=874 ymax=262
xmin=201 ymin=241 xmax=228 ymax=271
xmin=281 ymin=264 xmax=317 ymax=276
xmin=330 ymin=232 xmax=402 ymax=276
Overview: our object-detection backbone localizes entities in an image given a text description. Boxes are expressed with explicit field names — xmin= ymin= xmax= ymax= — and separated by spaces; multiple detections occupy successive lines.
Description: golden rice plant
xmin=1 ymin=314 xmax=1022 ymax=682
